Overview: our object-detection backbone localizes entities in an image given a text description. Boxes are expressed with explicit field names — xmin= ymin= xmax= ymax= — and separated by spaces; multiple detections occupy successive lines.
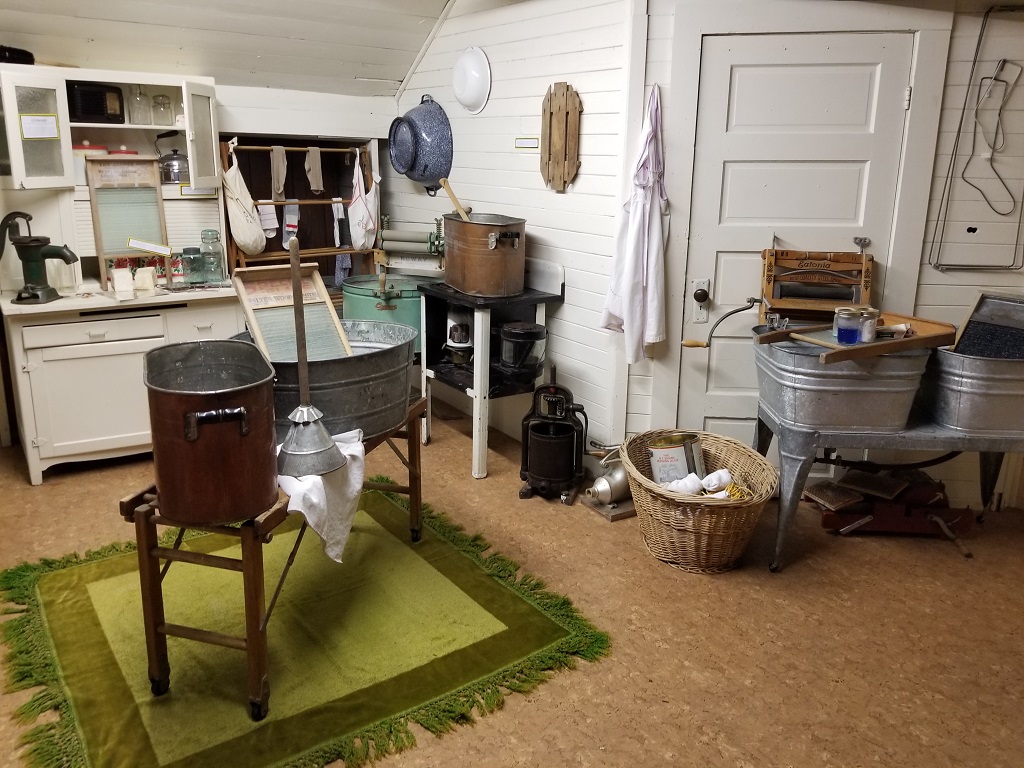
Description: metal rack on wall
xmin=217 ymin=140 xmax=378 ymax=288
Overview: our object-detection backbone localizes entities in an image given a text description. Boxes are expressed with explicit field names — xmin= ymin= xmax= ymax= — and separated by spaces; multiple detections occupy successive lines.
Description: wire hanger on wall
xmin=927 ymin=4 xmax=1024 ymax=272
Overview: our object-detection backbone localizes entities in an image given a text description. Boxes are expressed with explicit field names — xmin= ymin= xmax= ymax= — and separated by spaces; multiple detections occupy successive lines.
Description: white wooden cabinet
xmin=0 ymin=64 xmax=220 ymax=190
xmin=1 ymin=290 xmax=243 ymax=484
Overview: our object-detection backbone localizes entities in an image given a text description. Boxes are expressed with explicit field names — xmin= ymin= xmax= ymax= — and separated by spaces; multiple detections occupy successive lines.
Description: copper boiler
xmin=144 ymin=340 xmax=279 ymax=525
xmin=443 ymin=212 xmax=526 ymax=297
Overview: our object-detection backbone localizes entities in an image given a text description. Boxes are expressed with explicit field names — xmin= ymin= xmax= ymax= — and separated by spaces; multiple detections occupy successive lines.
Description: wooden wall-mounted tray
xmin=754 ymin=312 xmax=955 ymax=363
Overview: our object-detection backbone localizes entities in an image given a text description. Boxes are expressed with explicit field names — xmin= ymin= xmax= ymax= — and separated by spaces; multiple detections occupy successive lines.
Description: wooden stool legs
xmin=239 ymin=522 xmax=270 ymax=721
xmin=134 ymin=510 xmax=170 ymax=696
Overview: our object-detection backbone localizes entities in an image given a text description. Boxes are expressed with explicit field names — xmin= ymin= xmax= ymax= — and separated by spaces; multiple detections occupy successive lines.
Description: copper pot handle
xmin=184 ymin=407 xmax=250 ymax=441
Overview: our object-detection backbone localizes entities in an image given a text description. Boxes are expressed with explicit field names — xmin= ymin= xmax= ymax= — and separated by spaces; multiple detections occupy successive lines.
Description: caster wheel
xmin=150 ymin=678 xmax=170 ymax=696
xmin=768 ymin=562 xmax=781 ymax=573
xmin=410 ymin=528 xmax=422 ymax=543
xmin=519 ymin=485 xmax=534 ymax=499
xmin=249 ymin=700 xmax=269 ymax=722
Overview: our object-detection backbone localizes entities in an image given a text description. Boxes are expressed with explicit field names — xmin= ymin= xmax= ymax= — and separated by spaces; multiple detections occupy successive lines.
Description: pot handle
xmin=488 ymin=231 xmax=520 ymax=249
xmin=184 ymin=407 xmax=250 ymax=441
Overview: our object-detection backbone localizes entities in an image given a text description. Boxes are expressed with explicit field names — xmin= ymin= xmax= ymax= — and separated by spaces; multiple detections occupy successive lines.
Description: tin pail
xmin=647 ymin=432 xmax=705 ymax=484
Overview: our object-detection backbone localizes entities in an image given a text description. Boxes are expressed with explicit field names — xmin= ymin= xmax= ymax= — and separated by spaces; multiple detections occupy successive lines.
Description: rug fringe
xmin=0 ymin=478 xmax=610 ymax=768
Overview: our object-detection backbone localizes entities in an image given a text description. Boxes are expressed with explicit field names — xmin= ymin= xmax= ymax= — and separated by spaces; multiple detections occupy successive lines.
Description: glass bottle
xmin=151 ymin=94 xmax=173 ymax=126
xmin=128 ymin=85 xmax=151 ymax=125
xmin=200 ymin=229 xmax=225 ymax=284
xmin=182 ymin=246 xmax=205 ymax=285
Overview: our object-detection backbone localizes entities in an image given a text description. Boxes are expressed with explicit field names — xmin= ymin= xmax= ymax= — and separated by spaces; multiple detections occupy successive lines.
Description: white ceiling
xmin=0 ymin=0 xmax=522 ymax=99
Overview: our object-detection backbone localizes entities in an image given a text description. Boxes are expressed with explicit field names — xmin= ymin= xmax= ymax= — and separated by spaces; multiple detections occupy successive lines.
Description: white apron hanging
xmin=348 ymin=150 xmax=379 ymax=251
xmin=600 ymin=85 xmax=669 ymax=364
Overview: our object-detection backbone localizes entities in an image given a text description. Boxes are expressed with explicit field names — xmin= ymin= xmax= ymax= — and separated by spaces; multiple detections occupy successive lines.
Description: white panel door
xmin=679 ymin=32 xmax=914 ymax=441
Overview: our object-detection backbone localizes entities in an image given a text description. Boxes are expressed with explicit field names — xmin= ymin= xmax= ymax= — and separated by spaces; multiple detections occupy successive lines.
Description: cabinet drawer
xmin=22 ymin=315 xmax=165 ymax=349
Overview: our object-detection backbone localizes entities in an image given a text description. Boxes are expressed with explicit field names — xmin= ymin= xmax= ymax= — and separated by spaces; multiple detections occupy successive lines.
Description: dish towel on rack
xmin=305 ymin=147 xmax=324 ymax=194
xmin=348 ymin=151 xmax=379 ymax=251
xmin=271 ymin=145 xmax=287 ymax=201
xmin=600 ymin=84 xmax=669 ymax=364
xmin=277 ymin=429 xmax=365 ymax=563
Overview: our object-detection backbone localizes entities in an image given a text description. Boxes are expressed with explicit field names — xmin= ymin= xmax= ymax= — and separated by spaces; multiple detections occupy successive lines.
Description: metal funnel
xmin=277 ymin=237 xmax=346 ymax=477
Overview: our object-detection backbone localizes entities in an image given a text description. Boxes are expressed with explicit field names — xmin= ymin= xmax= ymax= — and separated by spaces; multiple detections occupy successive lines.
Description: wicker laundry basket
xmin=620 ymin=430 xmax=779 ymax=574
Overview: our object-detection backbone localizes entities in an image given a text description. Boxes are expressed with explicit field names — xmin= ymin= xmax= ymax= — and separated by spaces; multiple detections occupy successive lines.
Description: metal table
xmin=754 ymin=402 xmax=1024 ymax=572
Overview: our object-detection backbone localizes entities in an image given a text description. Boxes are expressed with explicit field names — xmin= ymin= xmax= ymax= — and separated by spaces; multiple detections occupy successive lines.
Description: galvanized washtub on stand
xmin=237 ymin=320 xmax=417 ymax=442
xmin=921 ymin=347 xmax=1024 ymax=433
xmin=753 ymin=333 xmax=931 ymax=433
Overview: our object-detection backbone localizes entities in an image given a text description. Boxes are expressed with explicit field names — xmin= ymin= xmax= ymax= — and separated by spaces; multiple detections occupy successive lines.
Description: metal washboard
xmin=232 ymin=264 xmax=353 ymax=362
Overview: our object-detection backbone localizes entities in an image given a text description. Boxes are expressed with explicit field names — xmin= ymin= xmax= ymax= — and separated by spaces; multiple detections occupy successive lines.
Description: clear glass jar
xmin=128 ymin=85 xmax=151 ymax=125
xmin=151 ymin=94 xmax=173 ymax=126
xmin=859 ymin=307 xmax=881 ymax=343
xmin=182 ymin=246 xmax=205 ymax=285
xmin=200 ymin=229 xmax=225 ymax=284
xmin=835 ymin=307 xmax=861 ymax=345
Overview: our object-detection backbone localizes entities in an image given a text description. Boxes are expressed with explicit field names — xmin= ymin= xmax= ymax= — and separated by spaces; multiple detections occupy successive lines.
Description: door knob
xmin=693 ymin=287 xmax=710 ymax=303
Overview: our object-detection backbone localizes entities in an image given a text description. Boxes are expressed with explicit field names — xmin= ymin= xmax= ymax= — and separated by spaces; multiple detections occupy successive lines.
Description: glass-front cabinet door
xmin=183 ymin=80 xmax=220 ymax=189
xmin=0 ymin=70 xmax=75 ymax=189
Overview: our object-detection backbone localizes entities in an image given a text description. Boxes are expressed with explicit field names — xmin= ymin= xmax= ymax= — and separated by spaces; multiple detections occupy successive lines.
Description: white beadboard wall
xmin=623 ymin=0 xmax=676 ymax=437
xmin=380 ymin=0 xmax=632 ymax=445
xmin=916 ymin=9 xmax=1024 ymax=319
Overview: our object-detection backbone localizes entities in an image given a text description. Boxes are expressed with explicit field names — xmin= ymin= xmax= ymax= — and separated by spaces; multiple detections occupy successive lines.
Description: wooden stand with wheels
xmin=119 ymin=397 xmax=427 ymax=719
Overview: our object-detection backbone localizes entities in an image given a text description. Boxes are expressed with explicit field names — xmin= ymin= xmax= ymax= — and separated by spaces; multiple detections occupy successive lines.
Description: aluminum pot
xmin=389 ymin=95 xmax=453 ymax=195
xmin=144 ymin=339 xmax=278 ymax=525
xmin=443 ymin=212 xmax=526 ymax=297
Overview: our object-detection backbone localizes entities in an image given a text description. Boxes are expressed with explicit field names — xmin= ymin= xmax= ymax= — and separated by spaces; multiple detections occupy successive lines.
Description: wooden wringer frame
xmin=760 ymin=246 xmax=874 ymax=326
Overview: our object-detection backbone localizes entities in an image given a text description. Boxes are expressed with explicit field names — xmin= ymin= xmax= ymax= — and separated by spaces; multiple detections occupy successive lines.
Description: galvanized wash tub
xmin=237 ymin=320 xmax=417 ymax=442
xmin=754 ymin=337 xmax=931 ymax=433
xmin=341 ymin=274 xmax=439 ymax=353
xmin=921 ymin=346 xmax=1024 ymax=434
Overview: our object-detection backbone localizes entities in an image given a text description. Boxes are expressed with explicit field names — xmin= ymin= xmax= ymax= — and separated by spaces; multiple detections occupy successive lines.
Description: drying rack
xmin=218 ymin=142 xmax=380 ymax=273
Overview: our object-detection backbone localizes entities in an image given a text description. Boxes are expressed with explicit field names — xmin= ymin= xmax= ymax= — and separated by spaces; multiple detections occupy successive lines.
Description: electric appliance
xmin=498 ymin=321 xmax=546 ymax=382
xmin=0 ymin=211 xmax=79 ymax=304
xmin=519 ymin=366 xmax=587 ymax=505
xmin=66 ymin=81 xmax=125 ymax=124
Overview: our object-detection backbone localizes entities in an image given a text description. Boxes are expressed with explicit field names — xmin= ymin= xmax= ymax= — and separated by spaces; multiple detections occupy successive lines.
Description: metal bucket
xmin=237 ymin=320 xmax=417 ymax=442
xmin=921 ymin=346 xmax=1024 ymax=433
xmin=647 ymin=432 xmax=706 ymax=484
xmin=753 ymin=335 xmax=931 ymax=433
xmin=341 ymin=274 xmax=439 ymax=353
xmin=144 ymin=340 xmax=278 ymax=525
xmin=443 ymin=212 xmax=526 ymax=297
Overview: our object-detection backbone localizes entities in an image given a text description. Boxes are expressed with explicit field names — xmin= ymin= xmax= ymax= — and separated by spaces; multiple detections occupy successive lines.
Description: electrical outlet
xmin=691 ymin=279 xmax=710 ymax=324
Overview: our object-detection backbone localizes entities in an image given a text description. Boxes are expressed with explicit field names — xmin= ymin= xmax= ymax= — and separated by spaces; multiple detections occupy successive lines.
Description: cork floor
xmin=2 ymin=407 xmax=1023 ymax=768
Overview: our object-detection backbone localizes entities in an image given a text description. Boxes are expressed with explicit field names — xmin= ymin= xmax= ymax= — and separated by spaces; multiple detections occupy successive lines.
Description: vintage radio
xmin=66 ymin=81 xmax=125 ymax=124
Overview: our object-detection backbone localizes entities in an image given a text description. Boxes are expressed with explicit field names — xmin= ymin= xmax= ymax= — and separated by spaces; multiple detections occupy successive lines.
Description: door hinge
xmin=904 ymin=85 xmax=912 ymax=110
xmin=21 ymin=362 xmax=37 ymax=373
xmin=31 ymin=437 xmax=48 ymax=448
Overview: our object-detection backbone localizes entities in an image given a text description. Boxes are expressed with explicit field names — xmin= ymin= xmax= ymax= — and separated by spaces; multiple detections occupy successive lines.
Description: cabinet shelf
xmin=71 ymin=121 xmax=178 ymax=131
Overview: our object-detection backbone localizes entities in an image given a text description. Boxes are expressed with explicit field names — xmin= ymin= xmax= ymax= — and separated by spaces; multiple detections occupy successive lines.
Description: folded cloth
xmin=661 ymin=473 xmax=703 ymax=495
xmin=270 ymin=145 xmax=287 ymax=201
xmin=277 ymin=429 xmax=365 ymax=563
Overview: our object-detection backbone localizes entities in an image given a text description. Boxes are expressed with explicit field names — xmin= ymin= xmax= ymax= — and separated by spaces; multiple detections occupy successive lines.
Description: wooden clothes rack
xmin=219 ymin=141 xmax=376 ymax=272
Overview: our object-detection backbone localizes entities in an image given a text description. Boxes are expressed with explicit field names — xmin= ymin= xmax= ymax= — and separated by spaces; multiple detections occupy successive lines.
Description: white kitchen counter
xmin=0 ymin=281 xmax=245 ymax=483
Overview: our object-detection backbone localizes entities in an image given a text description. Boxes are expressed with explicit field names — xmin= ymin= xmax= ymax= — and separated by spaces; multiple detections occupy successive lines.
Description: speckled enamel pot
xmin=389 ymin=94 xmax=453 ymax=196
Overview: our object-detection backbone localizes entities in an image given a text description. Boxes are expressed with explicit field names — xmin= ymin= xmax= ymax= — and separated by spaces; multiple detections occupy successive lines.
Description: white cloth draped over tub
xmin=276 ymin=429 xmax=365 ymax=563
xmin=600 ymin=84 xmax=669 ymax=365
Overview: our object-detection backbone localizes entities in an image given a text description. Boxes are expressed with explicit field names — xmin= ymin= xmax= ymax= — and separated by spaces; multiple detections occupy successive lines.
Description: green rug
xmin=0 ymin=486 xmax=609 ymax=768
